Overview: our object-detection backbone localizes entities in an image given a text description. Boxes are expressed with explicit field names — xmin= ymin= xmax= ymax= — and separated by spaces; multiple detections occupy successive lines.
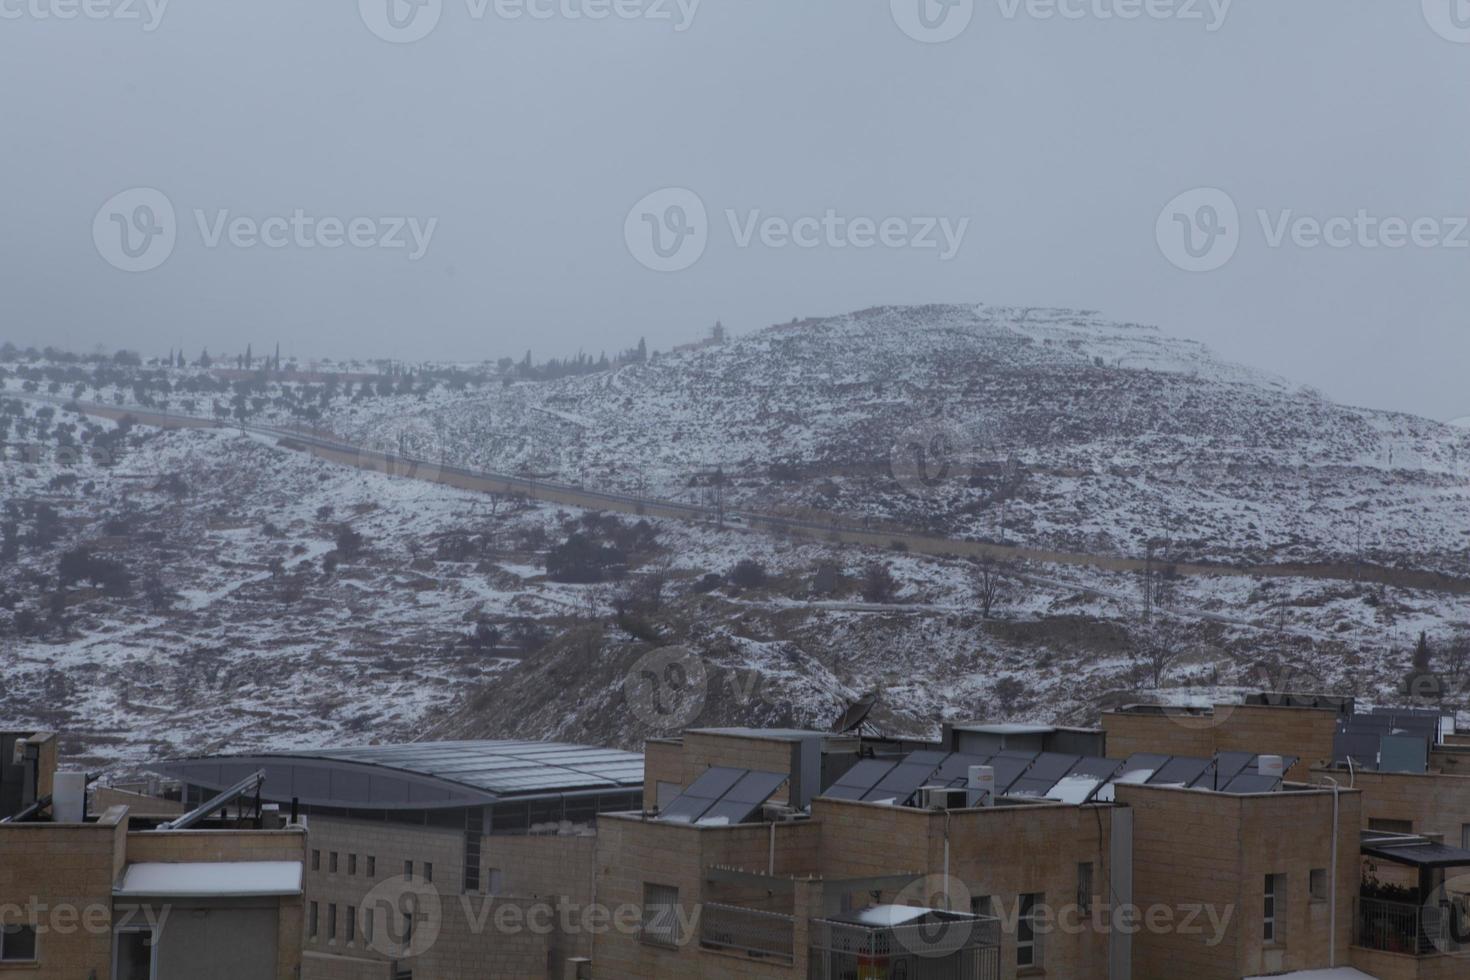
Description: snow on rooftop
xmin=852 ymin=905 xmax=932 ymax=927
xmin=115 ymin=861 xmax=303 ymax=898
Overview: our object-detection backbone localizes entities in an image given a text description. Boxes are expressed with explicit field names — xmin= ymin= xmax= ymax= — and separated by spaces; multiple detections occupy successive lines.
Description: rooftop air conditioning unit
xmin=762 ymin=803 xmax=803 ymax=823
xmin=920 ymin=787 xmax=969 ymax=811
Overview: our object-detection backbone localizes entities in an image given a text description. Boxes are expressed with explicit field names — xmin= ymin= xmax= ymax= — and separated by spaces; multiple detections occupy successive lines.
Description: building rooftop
xmin=162 ymin=740 xmax=644 ymax=810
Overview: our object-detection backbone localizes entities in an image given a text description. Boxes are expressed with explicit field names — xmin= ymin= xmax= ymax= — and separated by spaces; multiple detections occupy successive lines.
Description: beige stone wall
xmin=0 ymin=807 xmax=123 ymax=980
xmin=1103 ymin=703 xmax=1338 ymax=780
xmin=1118 ymin=783 xmax=1361 ymax=980
xmin=643 ymin=740 xmax=683 ymax=805
xmin=299 ymin=814 xmax=600 ymax=979
xmin=124 ymin=827 xmax=306 ymax=980
xmin=1321 ymin=768 xmax=1470 ymax=844
xmin=590 ymin=813 xmax=822 ymax=979
xmin=812 ymin=798 xmax=1112 ymax=980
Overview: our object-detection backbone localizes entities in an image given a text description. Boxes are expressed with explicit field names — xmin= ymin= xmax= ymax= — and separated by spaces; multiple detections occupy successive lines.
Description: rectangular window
xmin=463 ymin=828 xmax=482 ymax=894
xmin=1462 ymin=824 xmax=1470 ymax=850
xmin=311 ymin=849 xmax=321 ymax=872
xmin=641 ymin=883 xmax=681 ymax=948
xmin=347 ymin=906 xmax=356 ymax=944
xmin=308 ymin=902 xmax=319 ymax=940
xmin=1077 ymin=862 xmax=1094 ymax=915
xmin=367 ymin=856 xmax=376 ymax=878
xmin=1017 ymin=893 xmax=1042 ymax=969
xmin=364 ymin=908 xmax=374 ymax=943
xmin=1369 ymin=818 xmax=1413 ymax=834
xmin=330 ymin=852 xmax=339 ymax=874
xmin=115 ymin=929 xmax=154 ymax=980
xmin=0 ymin=924 xmax=38 ymax=962
xmin=424 ymin=862 xmax=433 ymax=883
xmin=328 ymin=904 xmax=337 ymax=942
xmin=1264 ymin=874 xmax=1286 ymax=943
xmin=404 ymin=860 xmax=413 ymax=880
xmin=970 ymin=894 xmax=992 ymax=917
xmin=349 ymin=853 xmax=358 ymax=876
xmin=488 ymin=869 xmax=504 ymax=896
xmin=1310 ymin=868 xmax=1328 ymax=902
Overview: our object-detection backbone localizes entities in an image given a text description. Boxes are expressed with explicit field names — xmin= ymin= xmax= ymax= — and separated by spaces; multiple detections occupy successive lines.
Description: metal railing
xmin=809 ymin=916 xmax=1001 ymax=980
xmin=1354 ymin=896 xmax=1470 ymax=957
xmin=699 ymin=903 xmax=795 ymax=964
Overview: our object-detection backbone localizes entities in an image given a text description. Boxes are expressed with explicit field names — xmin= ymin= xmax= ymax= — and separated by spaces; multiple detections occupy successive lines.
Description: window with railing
xmin=699 ymin=903 xmax=795 ymax=963
xmin=641 ymin=884 xmax=682 ymax=948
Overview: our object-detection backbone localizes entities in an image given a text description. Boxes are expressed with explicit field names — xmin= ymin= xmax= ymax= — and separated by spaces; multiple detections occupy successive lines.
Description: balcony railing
xmin=1354 ymin=896 xmax=1470 ymax=957
xmin=699 ymin=903 xmax=796 ymax=964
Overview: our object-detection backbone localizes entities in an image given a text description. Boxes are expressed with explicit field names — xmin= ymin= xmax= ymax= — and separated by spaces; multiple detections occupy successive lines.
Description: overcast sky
xmin=1 ymin=1 xmax=1466 ymax=420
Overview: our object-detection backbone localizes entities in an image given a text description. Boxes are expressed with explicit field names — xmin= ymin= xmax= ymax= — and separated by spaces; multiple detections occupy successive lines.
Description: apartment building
xmin=0 ymin=730 xmax=306 ymax=980
xmin=161 ymin=739 xmax=645 ymax=980
xmin=597 ymin=724 xmax=1362 ymax=980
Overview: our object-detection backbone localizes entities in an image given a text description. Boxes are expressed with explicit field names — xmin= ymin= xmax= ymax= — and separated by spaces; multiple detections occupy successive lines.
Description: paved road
xmin=33 ymin=397 xmax=1470 ymax=599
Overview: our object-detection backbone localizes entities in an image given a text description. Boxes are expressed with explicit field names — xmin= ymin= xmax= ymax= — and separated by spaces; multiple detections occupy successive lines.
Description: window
xmin=404 ymin=860 xmax=413 ymax=880
xmin=347 ymin=906 xmax=356 ymax=944
xmin=328 ymin=904 xmax=337 ymax=942
xmin=1369 ymin=818 xmax=1413 ymax=834
xmin=349 ymin=853 xmax=358 ymax=876
xmin=367 ymin=856 xmax=376 ymax=877
xmin=1077 ymin=862 xmax=1094 ymax=915
xmin=330 ymin=852 xmax=339 ymax=874
xmin=308 ymin=902 xmax=319 ymax=940
xmin=424 ymin=862 xmax=433 ymax=883
xmin=1264 ymin=874 xmax=1286 ymax=943
xmin=0 ymin=924 xmax=38 ymax=962
xmin=970 ymin=894 xmax=992 ymax=917
xmin=1017 ymin=893 xmax=1043 ymax=969
xmin=464 ymin=829 xmax=482 ymax=893
xmin=1462 ymin=824 xmax=1470 ymax=850
xmin=488 ymin=869 xmax=504 ymax=896
xmin=641 ymin=883 xmax=681 ymax=947
xmin=1310 ymin=868 xmax=1328 ymax=902
xmin=311 ymin=849 xmax=321 ymax=872
xmin=364 ymin=908 xmax=374 ymax=943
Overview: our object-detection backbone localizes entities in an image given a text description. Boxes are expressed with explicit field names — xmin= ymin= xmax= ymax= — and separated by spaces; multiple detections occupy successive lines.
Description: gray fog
xmin=1 ymin=0 xmax=1466 ymax=419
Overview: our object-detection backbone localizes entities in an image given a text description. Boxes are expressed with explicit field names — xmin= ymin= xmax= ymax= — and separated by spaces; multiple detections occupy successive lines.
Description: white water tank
xmin=968 ymin=765 xmax=996 ymax=807
xmin=1258 ymin=755 xmax=1286 ymax=780
xmin=53 ymin=772 xmax=87 ymax=823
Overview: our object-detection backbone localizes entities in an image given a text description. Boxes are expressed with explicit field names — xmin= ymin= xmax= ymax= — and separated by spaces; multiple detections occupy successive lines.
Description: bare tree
xmin=974 ymin=557 xmax=1007 ymax=620
xmin=1136 ymin=621 xmax=1183 ymax=689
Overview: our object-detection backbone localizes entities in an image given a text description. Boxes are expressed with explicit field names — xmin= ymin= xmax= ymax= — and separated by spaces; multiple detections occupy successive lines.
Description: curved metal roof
xmin=160 ymin=740 xmax=644 ymax=811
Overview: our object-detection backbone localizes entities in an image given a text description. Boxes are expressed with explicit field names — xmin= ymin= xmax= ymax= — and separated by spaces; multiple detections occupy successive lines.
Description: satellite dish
xmin=833 ymin=691 xmax=880 ymax=734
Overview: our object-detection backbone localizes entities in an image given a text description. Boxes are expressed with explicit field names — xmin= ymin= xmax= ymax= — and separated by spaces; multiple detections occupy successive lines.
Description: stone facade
xmin=1102 ymin=703 xmax=1339 ymax=781
xmin=1116 ymin=782 xmax=1361 ymax=980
